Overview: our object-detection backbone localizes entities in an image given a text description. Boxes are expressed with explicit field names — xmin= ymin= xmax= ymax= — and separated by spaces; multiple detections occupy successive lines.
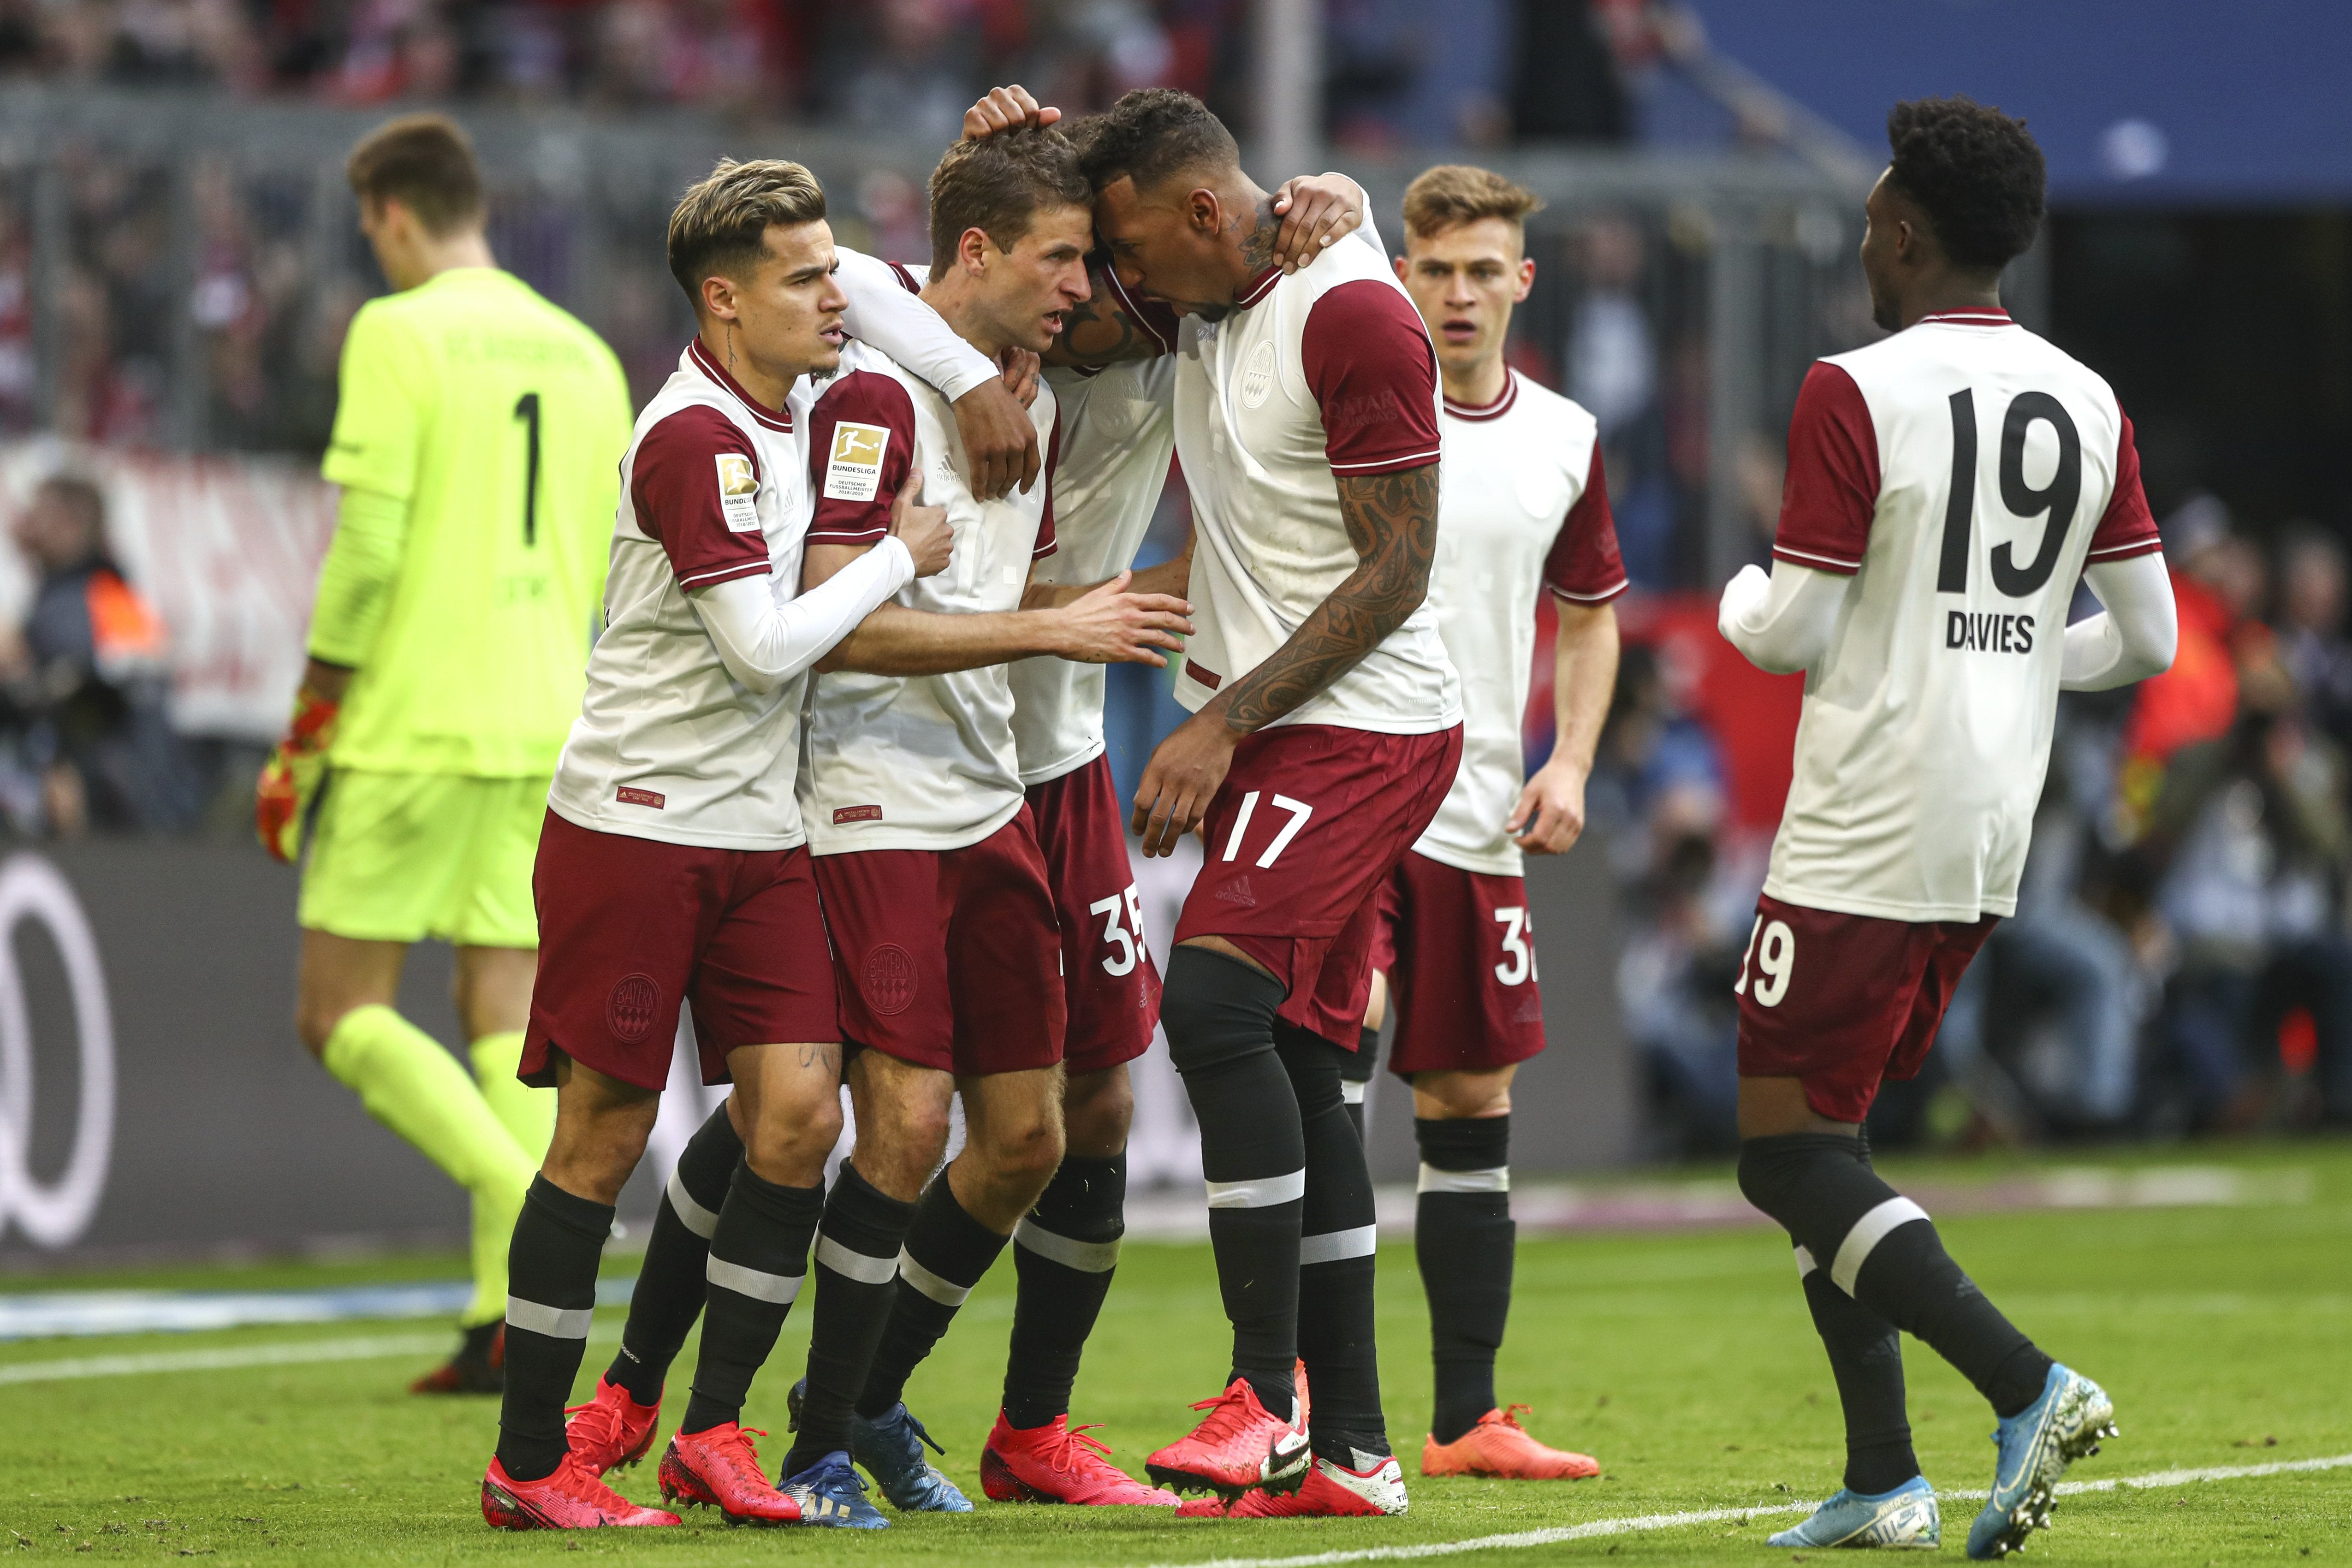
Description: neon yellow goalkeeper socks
xmin=321 ymin=1005 xmax=540 ymax=1326
xmin=466 ymin=1030 xmax=557 ymax=1328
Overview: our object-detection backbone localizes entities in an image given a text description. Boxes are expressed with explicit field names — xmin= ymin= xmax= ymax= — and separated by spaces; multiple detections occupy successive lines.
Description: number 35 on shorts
xmin=1734 ymin=915 xmax=1796 ymax=1007
xmin=1088 ymin=883 xmax=1150 ymax=977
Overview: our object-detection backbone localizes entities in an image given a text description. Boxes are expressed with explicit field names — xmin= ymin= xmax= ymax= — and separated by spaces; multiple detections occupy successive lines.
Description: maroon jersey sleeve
xmin=1772 ymin=361 xmax=1880 ymax=576
xmin=1301 ymin=279 xmax=1443 ymax=475
xmin=2084 ymin=408 xmax=2162 ymax=563
xmin=1543 ymin=443 xmax=1630 ymax=603
xmin=629 ymin=405 xmax=771 ymax=590
xmin=1033 ymin=410 xmax=1062 ymax=559
xmin=806 ymin=369 xmax=919 ymax=546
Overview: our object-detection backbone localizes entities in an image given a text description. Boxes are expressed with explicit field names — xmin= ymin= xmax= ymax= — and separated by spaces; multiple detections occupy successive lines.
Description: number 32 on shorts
xmin=1734 ymin=915 xmax=1795 ymax=1007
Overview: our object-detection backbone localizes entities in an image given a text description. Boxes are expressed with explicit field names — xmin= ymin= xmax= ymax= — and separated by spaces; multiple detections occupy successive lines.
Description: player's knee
xmin=1062 ymin=1069 xmax=1134 ymax=1156
xmin=1273 ymin=1022 xmax=1345 ymax=1119
xmin=1161 ymin=944 xmax=1286 ymax=1075
xmin=1414 ymin=1070 xmax=1513 ymax=1120
xmin=981 ymin=1103 xmax=1066 ymax=1186
xmin=742 ymin=1097 xmax=843 ymax=1186
xmin=295 ymin=995 xmax=350 ymax=1058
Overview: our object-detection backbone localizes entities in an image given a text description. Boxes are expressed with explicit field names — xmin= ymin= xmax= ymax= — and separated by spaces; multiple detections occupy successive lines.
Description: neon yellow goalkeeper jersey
xmin=318 ymin=267 xmax=633 ymax=776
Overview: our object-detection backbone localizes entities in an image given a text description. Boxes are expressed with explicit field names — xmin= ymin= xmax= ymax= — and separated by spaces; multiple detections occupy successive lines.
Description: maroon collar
xmin=1234 ymin=264 xmax=1282 ymax=309
xmin=1917 ymin=307 xmax=2014 ymax=328
xmin=688 ymin=338 xmax=793 ymax=431
xmin=1443 ymin=371 xmax=1519 ymax=422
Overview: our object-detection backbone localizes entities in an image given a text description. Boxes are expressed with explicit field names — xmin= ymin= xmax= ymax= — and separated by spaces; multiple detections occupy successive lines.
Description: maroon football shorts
xmin=1174 ymin=722 xmax=1463 ymax=1048
xmin=813 ymin=809 xmax=1067 ymax=1077
xmin=1025 ymin=754 xmax=1160 ymax=1077
xmin=521 ymin=810 xmax=840 ymax=1092
xmin=1369 ymin=849 xmax=1546 ymax=1079
xmin=1734 ymin=892 xmax=1998 ymax=1123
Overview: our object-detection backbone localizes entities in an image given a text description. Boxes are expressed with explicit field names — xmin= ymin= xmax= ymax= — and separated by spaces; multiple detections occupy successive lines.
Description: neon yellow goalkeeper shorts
xmin=297 ymin=770 xmax=550 ymax=950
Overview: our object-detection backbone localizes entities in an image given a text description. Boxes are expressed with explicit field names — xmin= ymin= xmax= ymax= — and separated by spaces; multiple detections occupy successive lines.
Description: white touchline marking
xmin=1123 ymin=1453 xmax=2352 ymax=1568
xmin=0 ymin=1326 xmax=621 ymax=1386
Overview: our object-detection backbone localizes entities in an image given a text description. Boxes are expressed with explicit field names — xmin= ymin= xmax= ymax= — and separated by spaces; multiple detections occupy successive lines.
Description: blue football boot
xmin=777 ymin=1450 xmax=890 ymax=1529
xmin=1768 ymin=1476 xmax=1941 ymax=1548
xmin=787 ymin=1376 xmax=974 ymax=1513
xmin=1965 ymin=1363 xmax=2117 ymax=1559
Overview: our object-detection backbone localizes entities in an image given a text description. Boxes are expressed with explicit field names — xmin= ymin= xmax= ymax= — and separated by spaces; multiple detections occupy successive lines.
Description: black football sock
xmin=496 ymin=1176 xmax=613 ymax=1483
xmin=1002 ymin=1151 xmax=1126 ymax=1429
xmin=1161 ymin=945 xmax=1304 ymax=1420
xmin=1738 ymin=1133 xmax=2054 ymax=1419
xmin=608 ymin=1101 xmax=741 ymax=1406
xmin=680 ymin=1163 xmax=823 ymax=1434
xmin=855 ymin=1173 xmax=1008 ymax=1420
xmin=1340 ymin=1028 xmax=1378 ymax=1142
xmin=784 ymin=1163 xmax=915 ymax=1477
xmin=1279 ymin=1023 xmax=1388 ymax=1464
xmin=1415 ymin=1114 xmax=1513 ymax=1444
xmin=1797 ymin=1241 xmax=1919 ymax=1494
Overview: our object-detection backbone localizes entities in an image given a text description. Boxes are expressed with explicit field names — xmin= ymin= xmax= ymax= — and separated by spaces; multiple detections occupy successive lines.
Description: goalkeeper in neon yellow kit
xmin=257 ymin=113 xmax=633 ymax=1393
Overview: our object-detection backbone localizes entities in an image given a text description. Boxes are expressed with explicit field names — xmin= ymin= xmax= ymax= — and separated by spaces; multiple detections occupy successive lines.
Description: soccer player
xmin=778 ymin=124 xmax=1192 ymax=1524
xmin=480 ymin=157 xmax=957 ymax=1531
xmin=255 ymin=114 xmax=632 ymax=1395
xmin=1719 ymin=99 xmax=2172 ymax=1557
xmin=1357 ymin=163 xmax=1621 ymax=1482
xmin=1072 ymin=89 xmax=1461 ymax=1519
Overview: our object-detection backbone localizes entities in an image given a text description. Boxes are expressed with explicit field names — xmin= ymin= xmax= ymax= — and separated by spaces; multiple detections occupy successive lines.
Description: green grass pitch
xmin=4 ymin=1142 xmax=2349 ymax=1565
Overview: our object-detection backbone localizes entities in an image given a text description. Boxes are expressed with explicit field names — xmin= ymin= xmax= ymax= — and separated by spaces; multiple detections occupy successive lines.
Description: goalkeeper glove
xmin=255 ymin=686 xmax=339 ymax=863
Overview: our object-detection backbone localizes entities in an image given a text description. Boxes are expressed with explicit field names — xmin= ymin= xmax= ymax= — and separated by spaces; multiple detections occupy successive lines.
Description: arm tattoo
xmin=1219 ymin=465 xmax=1441 ymax=733
xmin=1053 ymin=262 xmax=1156 ymax=368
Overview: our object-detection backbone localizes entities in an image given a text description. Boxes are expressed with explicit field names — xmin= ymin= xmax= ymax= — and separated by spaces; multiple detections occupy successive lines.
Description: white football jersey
xmin=547 ymin=340 xmax=817 ymax=849
xmin=796 ymin=339 xmax=1059 ymax=854
xmin=1010 ymin=350 xmax=1179 ymax=785
xmin=1415 ymin=372 xmax=1626 ymax=876
xmin=1765 ymin=308 xmax=2161 ymax=921
xmin=1170 ymin=237 xmax=1461 ymax=734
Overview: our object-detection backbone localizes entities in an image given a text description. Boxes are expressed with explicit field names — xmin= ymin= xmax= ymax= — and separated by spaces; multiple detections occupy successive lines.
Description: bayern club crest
xmin=607 ymin=973 xmax=662 ymax=1042
xmin=863 ymin=944 xmax=916 ymax=1016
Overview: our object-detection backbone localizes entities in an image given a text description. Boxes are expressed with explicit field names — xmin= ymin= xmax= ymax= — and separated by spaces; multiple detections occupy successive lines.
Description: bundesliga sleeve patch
xmin=714 ymin=453 xmax=760 ymax=532
xmin=824 ymin=422 xmax=891 ymax=503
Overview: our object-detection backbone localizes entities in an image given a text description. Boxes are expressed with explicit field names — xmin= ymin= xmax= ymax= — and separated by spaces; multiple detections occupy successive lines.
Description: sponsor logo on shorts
xmin=1186 ymin=661 xmax=1223 ymax=691
xmin=833 ymin=804 xmax=883 ymax=825
xmin=617 ymin=786 xmax=666 ymax=809
xmin=1213 ymin=874 xmax=1258 ymax=908
xmin=608 ymin=973 xmax=662 ymax=1042
xmin=824 ymin=422 xmax=891 ymax=503
xmin=862 ymin=944 xmax=915 ymax=1016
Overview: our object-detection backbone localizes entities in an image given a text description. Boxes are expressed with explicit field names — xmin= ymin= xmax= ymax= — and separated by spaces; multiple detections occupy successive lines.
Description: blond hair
xmin=346 ymin=114 xmax=484 ymax=236
xmin=1402 ymin=164 xmax=1543 ymax=241
xmin=666 ymin=158 xmax=828 ymax=310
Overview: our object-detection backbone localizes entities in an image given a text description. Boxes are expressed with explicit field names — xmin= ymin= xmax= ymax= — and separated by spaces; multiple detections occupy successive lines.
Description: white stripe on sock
xmin=1830 ymin=1197 xmax=1930 ymax=1295
xmin=1205 ymin=1170 xmax=1307 ymax=1209
xmin=1014 ymin=1218 xmax=1122 ymax=1273
xmin=665 ymin=1167 xmax=720 ymax=1241
xmin=1417 ymin=1163 xmax=1509 ymax=1194
xmin=813 ymin=1233 xmax=899 ymax=1285
xmin=1299 ymin=1224 xmax=1378 ymax=1265
xmin=1341 ymin=1081 xmax=1366 ymax=1105
xmin=1794 ymin=1245 xmax=1818 ymax=1278
xmin=706 ymin=1256 xmax=805 ymax=1306
xmin=505 ymin=1296 xmax=594 ymax=1340
xmin=896 ymin=1248 xmax=972 ymax=1306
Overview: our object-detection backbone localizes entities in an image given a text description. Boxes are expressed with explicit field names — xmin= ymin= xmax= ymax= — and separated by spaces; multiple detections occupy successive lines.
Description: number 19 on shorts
xmin=1735 ymin=915 xmax=1795 ymax=1007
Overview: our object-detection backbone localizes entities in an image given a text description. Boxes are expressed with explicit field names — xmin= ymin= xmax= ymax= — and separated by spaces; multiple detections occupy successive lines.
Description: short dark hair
xmin=1885 ymin=96 xmax=2045 ymax=273
xmin=346 ymin=114 xmax=484 ymax=237
xmin=666 ymin=157 xmax=828 ymax=310
xmin=1074 ymin=88 xmax=1240 ymax=196
xmin=928 ymin=126 xmax=1092 ymax=275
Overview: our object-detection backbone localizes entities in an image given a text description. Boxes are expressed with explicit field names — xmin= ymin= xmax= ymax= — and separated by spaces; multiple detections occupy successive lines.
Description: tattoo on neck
xmin=1237 ymin=196 xmax=1280 ymax=274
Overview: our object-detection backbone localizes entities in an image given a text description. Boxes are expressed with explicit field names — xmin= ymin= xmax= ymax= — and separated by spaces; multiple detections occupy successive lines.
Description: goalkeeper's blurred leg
xmin=298 ymin=931 xmax=539 ymax=1393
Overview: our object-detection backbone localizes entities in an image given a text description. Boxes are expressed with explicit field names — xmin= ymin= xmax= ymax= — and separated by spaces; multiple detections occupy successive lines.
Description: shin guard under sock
xmin=681 ymin=1164 xmax=823 ymax=1434
xmin=785 ymin=1163 xmax=914 ymax=1477
xmin=1161 ymin=945 xmax=1303 ymax=1419
xmin=1279 ymin=1023 xmax=1387 ymax=1461
xmin=496 ymin=1176 xmax=614 ymax=1482
xmin=1003 ymin=1152 xmax=1126 ymax=1429
xmin=1414 ymin=1114 xmax=1513 ymax=1444
xmin=1798 ymin=1248 xmax=1918 ymax=1494
xmin=1340 ymin=1028 xmax=1378 ymax=1142
xmin=1738 ymin=1133 xmax=2053 ymax=1419
xmin=609 ymin=1101 xmax=742 ymax=1405
xmin=855 ymin=1175 xmax=1008 ymax=1420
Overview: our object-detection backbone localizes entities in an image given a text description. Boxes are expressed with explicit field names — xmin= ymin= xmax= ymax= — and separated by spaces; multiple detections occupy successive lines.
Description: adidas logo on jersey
xmin=1945 ymin=609 xmax=2038 ymax=655
xmin=1213 ymin=876 xmax=1258 ymax=908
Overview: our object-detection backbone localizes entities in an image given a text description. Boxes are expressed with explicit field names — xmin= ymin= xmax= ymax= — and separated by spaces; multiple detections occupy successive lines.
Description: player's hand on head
xmin=950 ymin=377 xmax=1041 ymax=500
xmin=1508 ymin=760 xmax=1589 ymax=855
xmin=1000 ymin=347 xmax=1042 ymax=410
xmin=1270 ymin=174 xmax=1367 ymax=274
xmin=1055 ymin=570 xmax=1193 ymax=665
xmin=1130 ymin=708 xmax=1237 ymax=857
xmin=962 ymin=85 xmax=1059 ymax=141
xmin=888 ymin=476 xmax=955 ymax=578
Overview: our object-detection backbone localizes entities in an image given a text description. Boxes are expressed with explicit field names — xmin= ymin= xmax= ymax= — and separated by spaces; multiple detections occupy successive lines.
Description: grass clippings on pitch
xmin=3 ymin=1141 xmax=2349 ymax=1565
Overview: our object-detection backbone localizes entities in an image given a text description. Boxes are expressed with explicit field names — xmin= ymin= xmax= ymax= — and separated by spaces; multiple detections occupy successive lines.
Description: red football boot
xmin=481 ymin=1453 xmax=680 ymax=1530
xmin=564 ymin=1375 xmax=661 ymax=1476
xmin=1225 ymin=1451 xmax=1408 ymax=1518
xmin=1146 ymin=1378 xmax=1312 ymax=1500
xmin=1293 ymin=1358 xmax=1310 ymax=1431
xmin=657 ymin=1424 xmax=803 ymax=1525
xmin=1420 ymin=1405 xmax=1600 ymax=1480
xmin=980 ymin=1412 xmax=1180 ymax=1506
